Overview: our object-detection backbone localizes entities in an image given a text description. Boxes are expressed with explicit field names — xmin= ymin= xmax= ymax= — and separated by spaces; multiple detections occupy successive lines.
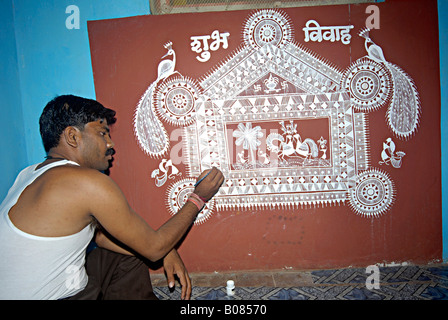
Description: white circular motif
xmin=166 ymin=179 xmax=215 ymax=225
xmin=349 ymin=169 xmax=395 ymax=217
xmin=154 ymin=77 xmax=201 ymax=126
xmin=342 ymin=58 xmax=392 ymax=112
xmin=243 ymin=9 xmax=293 ymax=49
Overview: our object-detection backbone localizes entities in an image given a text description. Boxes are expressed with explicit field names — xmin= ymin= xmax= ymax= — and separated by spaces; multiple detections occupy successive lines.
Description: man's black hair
xmin=39 ymin=94 xmax=116 ymax=153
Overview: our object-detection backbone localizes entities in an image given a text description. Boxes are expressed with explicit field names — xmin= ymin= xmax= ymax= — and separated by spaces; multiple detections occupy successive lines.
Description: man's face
xmin=78 ymin=119 xmax=115 ymax=171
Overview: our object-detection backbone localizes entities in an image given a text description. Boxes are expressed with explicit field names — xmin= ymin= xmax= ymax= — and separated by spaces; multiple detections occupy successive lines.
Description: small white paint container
xmin=226 ymin=280 xmax=235 ymax=296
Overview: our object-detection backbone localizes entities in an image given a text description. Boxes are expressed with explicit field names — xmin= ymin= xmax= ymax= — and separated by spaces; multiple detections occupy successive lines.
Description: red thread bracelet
xmin=187 ymin=193 xmax=206 ymax=211
xmin=187 ymin=197 xmax=202 ymax=211
xmin=190 ymin=192 xmax=206 ymax=206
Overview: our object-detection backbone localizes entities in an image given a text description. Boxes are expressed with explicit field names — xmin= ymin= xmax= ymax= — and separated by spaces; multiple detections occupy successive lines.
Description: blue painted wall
xmin=0 ymin=0 xmax=149 ymax=198
xmin=0 ymin=0 xmax=27 ymax=199
xmin=0 ymin=0 xmax=150 ymax=199
xmin=12 ymin=0 xmax=150 ymax=164
xmin=1 ymin=0 xmax=447 ymax=262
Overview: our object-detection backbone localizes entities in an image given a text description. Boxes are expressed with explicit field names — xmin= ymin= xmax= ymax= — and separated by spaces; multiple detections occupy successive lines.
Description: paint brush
xmin=194 ymin=169 xmax=213 ymax=187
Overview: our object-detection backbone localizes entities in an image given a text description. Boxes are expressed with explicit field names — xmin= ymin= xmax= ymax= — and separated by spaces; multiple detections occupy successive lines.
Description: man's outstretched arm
xmin=85 ymin=167 xmax=224 ymax=262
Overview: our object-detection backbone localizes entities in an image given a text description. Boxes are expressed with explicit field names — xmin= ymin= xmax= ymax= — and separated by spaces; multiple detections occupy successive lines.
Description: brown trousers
xmin=67 ymin=248 xmax=158 ymax=300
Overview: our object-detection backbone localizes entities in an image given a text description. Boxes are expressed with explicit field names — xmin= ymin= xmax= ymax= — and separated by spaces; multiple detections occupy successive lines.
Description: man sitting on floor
xmin=0 ymin=95 xmax=224 ymax=300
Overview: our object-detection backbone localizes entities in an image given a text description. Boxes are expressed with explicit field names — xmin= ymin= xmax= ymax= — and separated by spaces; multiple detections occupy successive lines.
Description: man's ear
xmin=63 ymin=126 xmax=82 ymax=149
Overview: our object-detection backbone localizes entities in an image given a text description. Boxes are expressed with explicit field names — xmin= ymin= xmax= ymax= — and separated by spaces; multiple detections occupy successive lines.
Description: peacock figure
xmin=343 ymin=28 xmax=421 ymax=140
xmin=133 ymin=42 xmax=180 ymax=158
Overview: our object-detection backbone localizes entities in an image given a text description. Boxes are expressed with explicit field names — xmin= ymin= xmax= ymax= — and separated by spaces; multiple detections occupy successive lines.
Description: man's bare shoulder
xmin=41 ymin=164 xmax=117 ymax=193
xmin=43 ymin=163 xmax=104 ymax=178
xmin=38 ymin=164 xmax=127 ymax=212
xmin=9 ymin=164 xmax=121 ymax=236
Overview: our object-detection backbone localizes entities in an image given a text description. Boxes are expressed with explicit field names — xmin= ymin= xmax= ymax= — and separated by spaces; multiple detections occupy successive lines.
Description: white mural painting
xmin=151 ymin=159 xmax=182 ymax=187
xmin=343 ymin=28 xmax=421 ymax=138
xmin=379 ymin=138 xmax=406 ymax=169
xmin=133 ymin=9 xmax=421 ymax=223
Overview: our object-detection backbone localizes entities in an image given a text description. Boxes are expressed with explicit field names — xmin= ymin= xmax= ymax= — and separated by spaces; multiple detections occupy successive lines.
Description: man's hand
xmin=163 ymin=249 xmax=192 ymax=300
xmin=193 ymin=167 xmax=225 ymax=202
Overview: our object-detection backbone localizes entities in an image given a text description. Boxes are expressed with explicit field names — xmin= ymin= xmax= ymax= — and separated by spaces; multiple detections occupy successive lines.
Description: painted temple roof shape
xmin=199 ymin=42 xmax=343 ymax=100
xmin=134 ymin=9 xmax=420 ymax=224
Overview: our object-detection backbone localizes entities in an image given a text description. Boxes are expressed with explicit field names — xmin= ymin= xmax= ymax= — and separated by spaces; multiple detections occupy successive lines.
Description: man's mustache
xmin=106 ymin=148 xmax=116 ymax=156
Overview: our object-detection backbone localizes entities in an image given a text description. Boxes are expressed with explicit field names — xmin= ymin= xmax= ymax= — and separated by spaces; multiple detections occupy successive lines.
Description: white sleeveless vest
xmin=0 ymin=160 xmax=95 ymax=299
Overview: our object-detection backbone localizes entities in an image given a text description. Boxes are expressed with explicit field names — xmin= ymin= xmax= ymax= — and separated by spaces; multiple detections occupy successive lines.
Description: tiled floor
xmin=152 ymin=263 xmax=448 ymax=300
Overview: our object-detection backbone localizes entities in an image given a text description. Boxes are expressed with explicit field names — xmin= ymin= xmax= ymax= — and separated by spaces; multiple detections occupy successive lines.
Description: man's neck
xmin=35 ymin=151 xmax=74 ymax=170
